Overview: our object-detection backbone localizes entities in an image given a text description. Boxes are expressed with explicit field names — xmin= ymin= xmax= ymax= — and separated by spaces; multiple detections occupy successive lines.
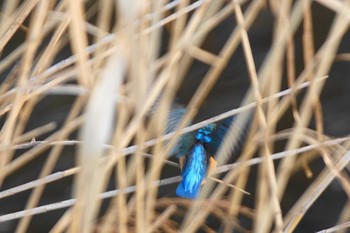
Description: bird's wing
xmin=164 ymin=104 xmax=197 ymax=157
xmin=207 ymin=112 xmax=253 ymax=161
xmin=173 ymin=132 xmax=196 ymax=158
xmin=163 ymin=105 xmax=186 ymax=134
xmin=206 ymin=116 xmax=234 ymax=157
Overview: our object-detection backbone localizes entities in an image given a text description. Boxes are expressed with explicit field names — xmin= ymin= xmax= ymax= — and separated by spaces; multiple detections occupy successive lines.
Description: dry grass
xmin=0 ymin=0 xmax=350 ymax=232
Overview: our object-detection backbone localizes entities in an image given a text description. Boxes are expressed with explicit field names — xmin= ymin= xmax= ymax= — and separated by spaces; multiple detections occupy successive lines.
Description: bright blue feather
xmin=148 ymin=102 xmax=250 ymax=198
xmin=176 ymin=125 xmax=216 ymax=199
xmin=176 ymin=143 xmax=208 ymax=198
xmin=157 ymin=104 xmax=250 ymax=198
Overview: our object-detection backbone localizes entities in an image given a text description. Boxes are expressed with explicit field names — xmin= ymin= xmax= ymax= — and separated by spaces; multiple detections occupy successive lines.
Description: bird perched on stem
xmin=173 ymin=116 xmax=234 ymax=199
xmin=149 ymin=102 xmax=242 ymax=199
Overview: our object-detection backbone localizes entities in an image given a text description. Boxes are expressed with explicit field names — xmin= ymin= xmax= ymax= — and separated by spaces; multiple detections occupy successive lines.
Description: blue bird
xmin=173 ymin=118 xmax=235 ymax=199
xmin=149 ymin=102 xmax=243 ymax=199
xmin=175 ymin=124 xmax=216 ymax=198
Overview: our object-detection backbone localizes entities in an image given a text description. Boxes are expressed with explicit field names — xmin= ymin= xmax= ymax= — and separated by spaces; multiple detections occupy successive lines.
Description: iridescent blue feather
xmin=176 ymin=143 xmax=208 ymax=198
xmin=176 ymin=125 xmax=214 ymax=198
xmin=149 ymin=103 xmax=248 ymax=199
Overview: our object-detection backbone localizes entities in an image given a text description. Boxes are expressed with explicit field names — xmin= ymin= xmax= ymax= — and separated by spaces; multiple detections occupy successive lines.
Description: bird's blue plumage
xmin=176 ymin=143 xmax=207 ymax=198
xmin=206 ymin=117 xmax=234 ymax=157
xmin=174 ymin=116 xmax=250 ymax=199
xmin=176 ymin=125 xmax=215 ymax=199
xmin=148 ymin=103 xmax=249 ymax=198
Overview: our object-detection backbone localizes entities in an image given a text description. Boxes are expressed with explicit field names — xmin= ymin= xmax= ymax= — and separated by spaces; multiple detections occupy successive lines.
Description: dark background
xmin=0 ymin=1 xmax=349 ymax=232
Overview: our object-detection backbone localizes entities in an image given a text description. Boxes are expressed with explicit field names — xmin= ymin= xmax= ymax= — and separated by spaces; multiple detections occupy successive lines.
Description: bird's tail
xmin=176 ymin=181 xmax=201 ymax=199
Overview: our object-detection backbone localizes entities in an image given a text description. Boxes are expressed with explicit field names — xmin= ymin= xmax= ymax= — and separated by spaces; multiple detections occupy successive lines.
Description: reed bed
xmin=0 ymin=0 xmax=349 ymax=232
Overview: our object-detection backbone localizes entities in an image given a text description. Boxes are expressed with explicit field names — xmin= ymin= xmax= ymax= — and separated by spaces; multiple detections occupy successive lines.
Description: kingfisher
xmin=175 ymin=124 xmax=216 ymax=198
xmin=149 ymin=102 xmax=240 ymax=199
xmin=173 ymin=117 xmax=234 ymax=199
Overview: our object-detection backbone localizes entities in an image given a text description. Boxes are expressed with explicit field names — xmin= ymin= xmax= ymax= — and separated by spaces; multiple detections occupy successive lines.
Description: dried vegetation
xmin=0 ymin=0 xmax=350 ymax=232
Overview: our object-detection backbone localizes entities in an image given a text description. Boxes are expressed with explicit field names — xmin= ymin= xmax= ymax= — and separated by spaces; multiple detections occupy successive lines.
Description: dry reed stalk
xmin=15 ymin=97 xmax=86 ymax=233
xmin=2 ymin=116 xmax=83 ymax=177
xmin=1 ymin=0 xmax=350 ymax=232
xmin=180 ymin=0 xmax=300 ymax=231
xmin=0 ymin=139 xmax=348 ymax=224
xmin=284 ymin=146 xmax=350 ymax=232
xmin=0 ymin=0 xmax=50 ymax=188
xmin=0 ymin=134 xmax=346 ymax=204
xmin=67 ymin=0 xmax=92 ymax=87
xmin=277 ymin=0 xmax=350 ymax=207
xmin=235 ymin=2 xmax=284 ymax=232
xmin=336 ymin=200 xmax=350 ymax=233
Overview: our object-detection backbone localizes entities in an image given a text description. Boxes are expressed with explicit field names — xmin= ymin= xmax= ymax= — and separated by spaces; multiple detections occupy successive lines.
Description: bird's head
xmin=195 ymin=123 xmax=216 ymax=143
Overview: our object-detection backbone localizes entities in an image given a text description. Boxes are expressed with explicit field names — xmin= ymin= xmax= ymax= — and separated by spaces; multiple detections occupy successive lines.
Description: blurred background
xmin=0 ymin=0 xmax=350 ymax=232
